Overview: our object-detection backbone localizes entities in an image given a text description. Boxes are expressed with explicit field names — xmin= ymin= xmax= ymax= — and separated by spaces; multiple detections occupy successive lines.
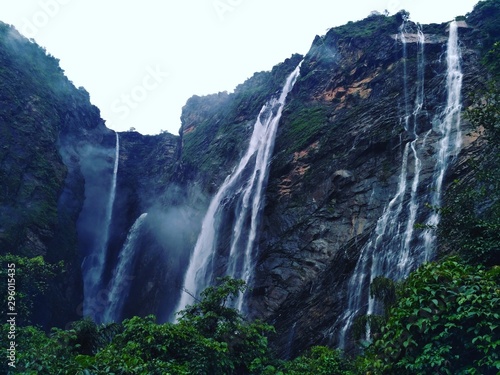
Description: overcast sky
xmin=1 ymin=0 xmax=479 ymax=135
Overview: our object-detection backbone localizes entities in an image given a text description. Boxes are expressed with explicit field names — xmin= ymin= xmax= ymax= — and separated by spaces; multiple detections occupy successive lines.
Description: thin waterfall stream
xmin=421 ymin=21 xmax=463 ymax=255
xmin=82 ymin=132 xmax=120 ymax=321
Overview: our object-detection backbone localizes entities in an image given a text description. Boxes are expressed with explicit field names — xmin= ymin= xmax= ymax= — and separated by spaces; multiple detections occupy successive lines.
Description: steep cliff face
xmin=165 ymin=12 xmax=485 ymax=353
xmin=0 ymin=22 xmax=115 ymax=326
xmin=1 ymin=2 xmax=496 ymax=358
xmin=251 ymin=14 xmax=488 ymax=356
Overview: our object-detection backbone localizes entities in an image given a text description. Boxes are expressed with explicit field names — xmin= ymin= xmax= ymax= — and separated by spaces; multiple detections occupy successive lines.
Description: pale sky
xmin=0 ymin=0 xmax=479 ymax=135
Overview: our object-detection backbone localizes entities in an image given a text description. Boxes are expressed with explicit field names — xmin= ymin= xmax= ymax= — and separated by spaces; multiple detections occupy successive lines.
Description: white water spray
xmin=422 ymin=21 xmax=463 ymax=256
xmin=175 ymin=64 xmax=302 ymax=315
xmin=103 ymin=213 xmax=148 ymax=323
xmin=398 ymin=24 xmax=425 ymax=275
xmin=83 ymin=132 xmax=120 ymax=320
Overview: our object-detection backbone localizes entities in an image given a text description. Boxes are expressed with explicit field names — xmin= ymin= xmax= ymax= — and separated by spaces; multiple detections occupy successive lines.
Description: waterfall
xmin=398 ymin=24 xmax=425 ymax=277
xmin=175 ymin=64 xmax=302 ymax=315
xmin=337 ymin=21 xmax=462 ymax=349
xmin=103 ymin=213 xmax=148 ymax=323
xmin=83 ymin=132 xmax=120 ymax=320
xmin=422 ymin=21 xmax=463 ymax=256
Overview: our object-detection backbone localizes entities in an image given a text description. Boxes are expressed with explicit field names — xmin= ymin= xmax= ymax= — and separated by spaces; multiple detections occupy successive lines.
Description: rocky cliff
xmin=0 ymin=1 xmax=497 ymax=356
xmin=257 ymin=15 xmax=485 ymax=356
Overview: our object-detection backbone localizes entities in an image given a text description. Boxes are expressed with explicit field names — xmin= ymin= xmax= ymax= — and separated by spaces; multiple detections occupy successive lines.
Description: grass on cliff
xmin=329 ymin=10 xmax=405 ymax=39
xmin=180 ymin=55 xmax=303 ymax=182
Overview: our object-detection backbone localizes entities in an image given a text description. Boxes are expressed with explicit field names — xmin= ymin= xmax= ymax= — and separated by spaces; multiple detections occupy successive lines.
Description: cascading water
xmin=422 ymin=21 xmax=463 ymax=256
xmin=399 ymin=25 xmax=425 ymax=274
xmin=103 ymin=213 xmax=148 ymax=323
xmin=337 ymin=21 xmax=462 ymax=349
xmin=175 ymin=64 xmax=302 ymax=315
xmin=82 ymin=132 xmax=120 ymax=321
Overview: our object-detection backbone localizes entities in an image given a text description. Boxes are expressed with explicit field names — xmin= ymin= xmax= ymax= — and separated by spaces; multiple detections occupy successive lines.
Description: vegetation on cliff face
xmin=327 ymin=10 xmax=406 ymax=39
xmin=0 ymin=20 xmax=106 ymax=257
xmin=179 ymin=54 xmax=303 ymax=187
xmin=438 ymin=1 xmax=500 ymax=268
xmin=0 ymin=21 xmax=112 ymax=328
xmin=467 ymin=0 xmax=500 ymax=52
xmin=438 ymin=158 xmax=500 ymax=266
xmin=1 ymin=0 xmax=500 ymax=373
xmin=0 ymin=21 xmax=68 ymax=256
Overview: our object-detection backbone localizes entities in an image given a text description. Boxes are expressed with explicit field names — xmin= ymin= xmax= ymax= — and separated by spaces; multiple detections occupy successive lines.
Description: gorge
xmin=0 ymin=1 xmax=499 ymax=369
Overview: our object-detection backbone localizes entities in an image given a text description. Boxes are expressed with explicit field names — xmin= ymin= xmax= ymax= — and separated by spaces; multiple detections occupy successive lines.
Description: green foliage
xmin=467 ymin=83 xmax=500 ymax=144
xmin=466 ymin=38 xmax=500 ymax=148
xmin=175 ymin=277 xmax=275 ymax=374
xmin=0 ymin=324 xmax=71 ymax=374
xmin=177 ymin=276 xmax=246 ymax=331
xmin=484 ymin=41 xmax=500 ymax=80
xmin=369 ymin=258 xmax=500 ymax=374
xmin=277 ymin=102 xmax=327 ymax=157
xmin=91 ymin=315 xmax=193 ymax=374
xmin=281 ymin=346 xmax=354 ymax=375
xmin=7 ymin=278 xmax=278 ymax=374
xmin=352 ymin=314 xmax=386 ymax=346
xmin=351 ymin=277 xmax=396 ymax=347
xmin=68 ymin=318 xmax=122 ymax=355
xmin=0 ymin=254 xmax=63 ymax=323
xmin=0 ymin=320 xmax=122 ymax=374
xmin=438 ymin=172 xmax=500 ymax=266
xmin=370 ymin=276 xmax=397 ymax=314
xmin=328 ymin=11 xmax=405 ymax=39
xmin=467 ymin=0 xmax=500 ymax=53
